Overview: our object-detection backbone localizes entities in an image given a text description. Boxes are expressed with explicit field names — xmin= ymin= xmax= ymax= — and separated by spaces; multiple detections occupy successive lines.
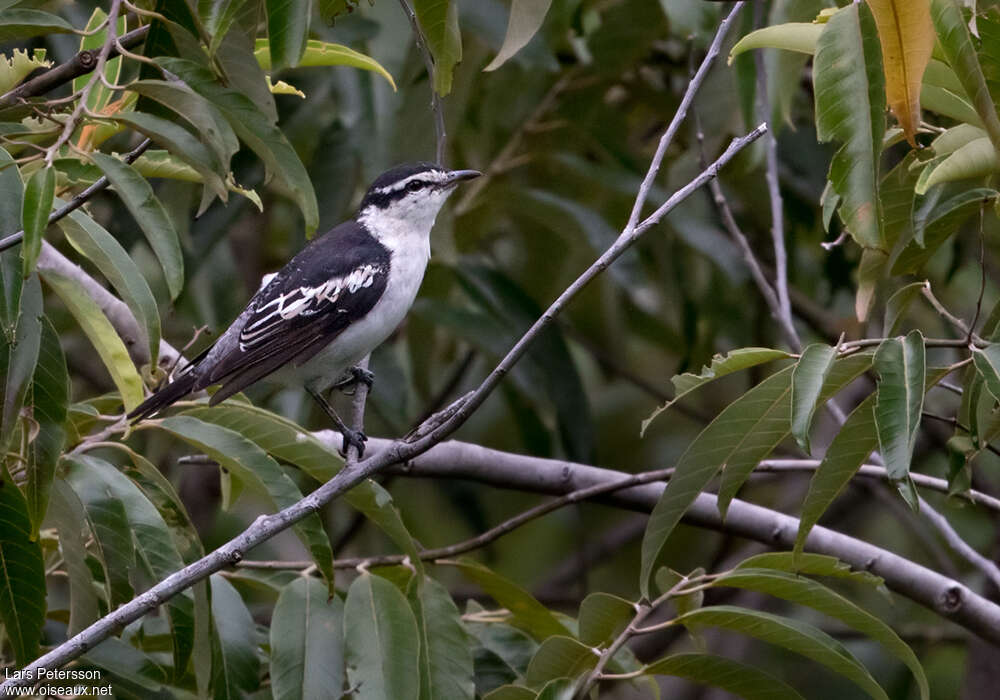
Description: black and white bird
xmin=129 ymin=162 xmax=480 ymax=454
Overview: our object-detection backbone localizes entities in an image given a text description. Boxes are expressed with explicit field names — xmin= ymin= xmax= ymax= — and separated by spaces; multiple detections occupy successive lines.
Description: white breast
xmin=280 ymin=213 xmax=434 ymax=391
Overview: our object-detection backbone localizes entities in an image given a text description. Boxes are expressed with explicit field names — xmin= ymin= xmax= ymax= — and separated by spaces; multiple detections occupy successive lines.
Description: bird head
xmin=358 ymin=162 xmax=480 ymax=234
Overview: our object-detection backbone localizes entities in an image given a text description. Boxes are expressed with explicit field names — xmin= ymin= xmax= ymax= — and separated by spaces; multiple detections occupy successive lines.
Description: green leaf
xmin=676 ymin=606 xmax=888 ymax=700
xmin=1 ymin=274 xmax=40 ymax=448
xmin=41 ymin=270 xmax=144 ymax=412
xmin=920 ymin=137 xmax=998 ymax=192
xmin=265 ymin=0 xmax=310 ymax=70
xmin=736 ymin=552 xmax=887 ymax=589
xmin=24 ymin=316 xmax=67 ymax=535
xmin=464 ymin=602 xmax=538 ymax=680
xmin=414 ymin=0 xmax=463 ymax=95
xmin=712 ymin=568 xmax=928 ymax=700
xmin=82 ymin=637 xmax=167 ymax=691
xmin=113 ymin=110 xmax=228 ymax=209
xmin=483 ymin=687 xmax=536 ymax=700
xmin=484 ymin=0 xmax=553 ymax=72
xmin=211 ymin=574 xmax=261 ymax=699
xmin=891 ymin=188 xmax=997 ymax=273
xmin=790 ymin=343 xmax=837 ymax=454
xmin=814 ymin=2 xmax=885 ymax=249
xmin=577 ymin=592 xmax=634 ymax=646
xmin=345 ymin=572 xmax=420 ymax=700
xmin=873 ymin=331 xmax=926 ymax=500
xmin=90 ymin=152 xmax=185 ymax=299
xmin=108 ymin=442 xmax=204 ymax=562
xmin=0 ymin=469 xmax=46 ymax=665
xmin=59 ymin=208 xmax=161 ymax=369
xmin=64 ymin=454 xmax=195 ymax=676
xmin=883 ymin=282 xmax=926 ymax=336
xmin=180 ymin=404 xmax=421 ymax=574
xmin=201 ymin=0 xmax=251 ymax=54
xmin=796 ymin=395 xmax=878 ymax=555
xmin=643 ymin=653 xmax=805 ymax=700
xmin=972 ymin=343 xmax=1000 ymax=403
xmin=0 ymin=9 xmax=74 ymax=42
xmin=642 ymin=348 xmax=792 ymax=435
xmin=641 ymin=354 xmax=873 ymax=597
xmin=156 ymin=58 xmax=319 ymax=234
xmin=880 ymin=153 xmax=920 ymax=252
xmin=525 ymin=636 xmax=596 ymax=687
xmin=920 ymin=82 xmax=983 ymax=124
xmin=717 ymin=354 xmax=870 ymax=517
xmin=931 ymin=123 xmax=987 ymax=156
xmin=856 ymin=248 xmax=887 ymax=323
xmin=408 ymin=576 xmax=475 ymax=700
xmin=346 ymin=479 xmax=425 ymax=579
xmin=931 ymin=0 xmax=1000 ymax=159
xmin=272 ymin=39 xmax=398 ymax=88
xmin=535 ymin=678 xmax=573 ymax=699
xmin=451 ymin=558 xmax=567 ymax=641
xmin=61 ymin=468 xmax=135 ymax=608
xmin=270 ymin=577 xmax=345 ymax=700
xmin=49 ymin=481 xmax=100 ymax=634
xmin=127 ymin=79 xmax=240 ymax=171
xmin=641 ymin=367 xmax=791 ymax=596
xmin=20 ymin=165 xmax=53 ymax=277
xmin=0 ymin=147 xmax=24 ymax=338
xmin=158 ymin=415 xmax=335 ymax=587
xmin=0 ymin=49 xmax=51 ymax=96
xmin=729 ymin=22 xmax=824 ymax=61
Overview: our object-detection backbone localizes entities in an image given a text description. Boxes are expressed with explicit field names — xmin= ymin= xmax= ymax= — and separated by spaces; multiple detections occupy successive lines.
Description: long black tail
xmin=128 ymin=370 xmax=201 ymax=423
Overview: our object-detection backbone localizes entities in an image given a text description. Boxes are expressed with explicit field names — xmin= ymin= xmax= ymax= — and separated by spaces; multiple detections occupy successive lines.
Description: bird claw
xmin=334 ymin=366 xmax=375 ymax=394
xmin=340 ymin=428 xmax=368 ymax=458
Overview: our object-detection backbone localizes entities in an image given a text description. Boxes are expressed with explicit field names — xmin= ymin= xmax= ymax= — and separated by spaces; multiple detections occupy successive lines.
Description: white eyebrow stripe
xmin=372 ymin=170 xmax=447 ymax=195
xmin=239 ymin=263 xmax=386 ymax=351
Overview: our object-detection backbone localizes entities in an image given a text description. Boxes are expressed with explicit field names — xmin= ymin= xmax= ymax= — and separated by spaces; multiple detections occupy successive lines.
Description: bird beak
xmin=443 ymin=169 xmax=481 ymax=186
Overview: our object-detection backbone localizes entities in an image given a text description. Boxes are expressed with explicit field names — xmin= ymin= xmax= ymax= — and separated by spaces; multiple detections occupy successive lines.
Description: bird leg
xmin=307 ymin=387 xmax=367 ymax=457
xmin=331 ymin=365 xmax=376 ymax=395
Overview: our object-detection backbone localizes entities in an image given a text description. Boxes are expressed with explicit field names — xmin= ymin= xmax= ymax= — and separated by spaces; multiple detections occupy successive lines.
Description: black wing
xmin=201 ymin=221 xmax=391 ymax=400
xmin=129 ymin=221 xmax=390 ymax=421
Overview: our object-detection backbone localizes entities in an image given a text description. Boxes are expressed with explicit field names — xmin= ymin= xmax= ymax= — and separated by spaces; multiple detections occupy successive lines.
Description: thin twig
xmin=753 ymin=2 xmax=793 ymax=337
xmin=922 ymin=281 xmax=985 ymax=344
xmin=397 ymin=0 xmax=446 ymax=164
xmin=696 ymin=114 xmax=800 ymax=349
xmin=42 ymin=0 xmax=123 ymax=167
xmin=623 ymin=2 xmax=746 ymax=235
xmin=0 ymin=137 xmax=152 ymax=253
xmin=969 ymin=203 xmax=987 ymax=342
xmin=919 ymin=496 xmax=1000 ymax=590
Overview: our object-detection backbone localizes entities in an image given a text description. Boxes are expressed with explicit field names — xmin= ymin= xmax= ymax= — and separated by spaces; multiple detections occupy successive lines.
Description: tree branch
xmin=375 ymin=438 xmax=1000 ymax=645
xmin=0 ymin=137 xmax=152 ymax=253
xmin=36 ymin=240 xmax=180 ymax=369
xmin=0 ymin=25 xmax=150 ymax=109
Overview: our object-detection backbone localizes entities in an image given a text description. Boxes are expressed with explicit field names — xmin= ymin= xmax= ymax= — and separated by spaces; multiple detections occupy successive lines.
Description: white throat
xmin=357 ymin=187 xmax=453 ymax=259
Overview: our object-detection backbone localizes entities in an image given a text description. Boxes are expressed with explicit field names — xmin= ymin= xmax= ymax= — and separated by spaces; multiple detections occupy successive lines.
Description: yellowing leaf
xmin=867 ymin=0 xmax=934 ymax=146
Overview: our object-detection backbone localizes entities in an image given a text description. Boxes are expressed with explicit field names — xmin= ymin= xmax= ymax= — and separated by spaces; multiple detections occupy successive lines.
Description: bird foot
xmin=333 ymin=366 xmax=375 ymax=394
xmin=340 ymin=428 xmax=368 ymax=458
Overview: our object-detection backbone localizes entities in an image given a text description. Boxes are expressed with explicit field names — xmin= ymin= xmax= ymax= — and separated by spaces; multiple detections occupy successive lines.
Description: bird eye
xmin=405 ymin=180 xmax=424 ymax=192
